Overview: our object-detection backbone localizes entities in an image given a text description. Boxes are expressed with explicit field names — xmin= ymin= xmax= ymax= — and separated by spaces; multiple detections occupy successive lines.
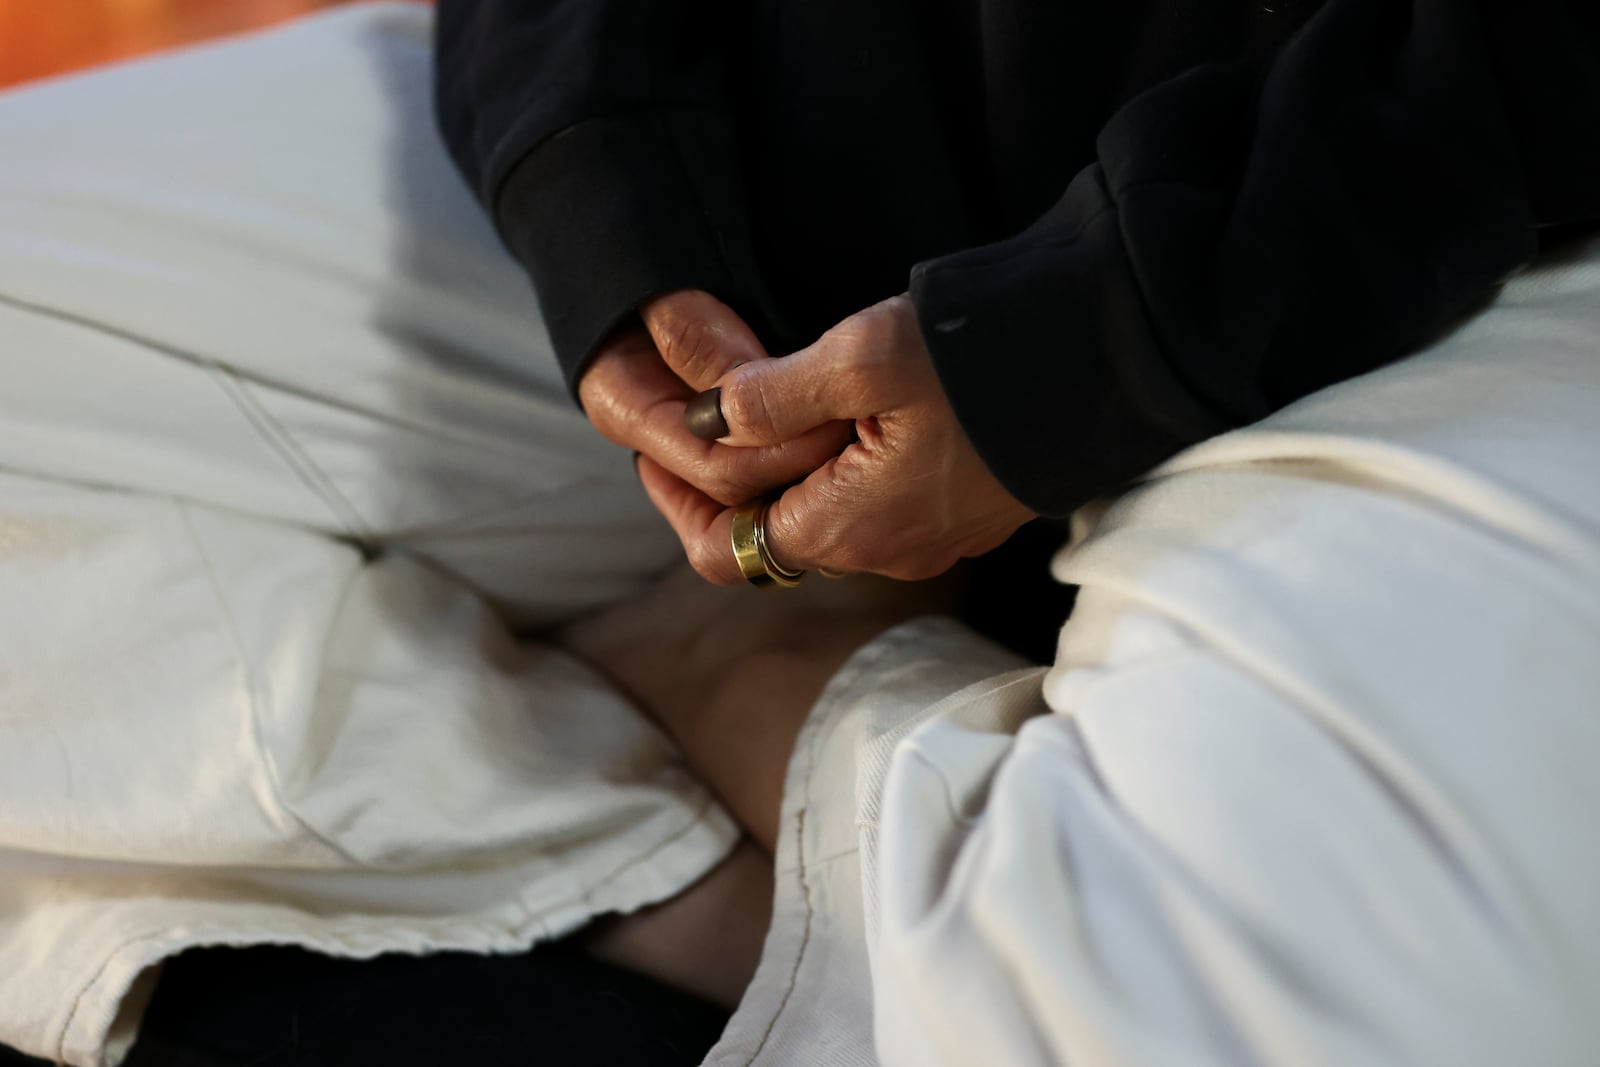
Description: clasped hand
xmin=580 ymin=289 xmax=1035 ymax=584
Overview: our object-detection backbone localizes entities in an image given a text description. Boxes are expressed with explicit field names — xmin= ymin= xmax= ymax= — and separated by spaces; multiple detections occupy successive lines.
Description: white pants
xmin=0 ymin=8 xmax=732 ymax=1064
xmin=3 ymin=6 xmax=1599 ymax=1067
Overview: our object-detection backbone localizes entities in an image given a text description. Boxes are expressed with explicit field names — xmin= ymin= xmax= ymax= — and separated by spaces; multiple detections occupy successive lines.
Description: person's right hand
xmin=635 ymin=295 xmax=1036 ymax=584
xmin=579 ymin=289 xmax=852 ymax=507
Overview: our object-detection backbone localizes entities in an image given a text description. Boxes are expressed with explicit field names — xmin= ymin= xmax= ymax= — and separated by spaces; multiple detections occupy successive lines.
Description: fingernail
xmin=631 ymin=451 xmax=643 ymax=481
xmin=684 ymin=388 xmax=729 ymax=440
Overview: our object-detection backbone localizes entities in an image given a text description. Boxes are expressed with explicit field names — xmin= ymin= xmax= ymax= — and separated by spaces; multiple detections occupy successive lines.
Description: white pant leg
xmin=0 ymin=1 xmax=681 ymax=621
xmin=0 ymin=9 xmax=733 ymax=1066
xmin=714 ymin=238 xmax=1600 ymax=1066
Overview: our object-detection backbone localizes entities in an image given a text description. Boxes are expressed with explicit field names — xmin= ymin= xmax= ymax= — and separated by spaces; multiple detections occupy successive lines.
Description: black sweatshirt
xmin=435 ymin=0 xmax=1600 ymax=517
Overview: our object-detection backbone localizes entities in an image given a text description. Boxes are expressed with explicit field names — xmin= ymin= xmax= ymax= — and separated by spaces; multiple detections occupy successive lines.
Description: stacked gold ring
xmin=731 ymin=499 xmax=806 ymax=589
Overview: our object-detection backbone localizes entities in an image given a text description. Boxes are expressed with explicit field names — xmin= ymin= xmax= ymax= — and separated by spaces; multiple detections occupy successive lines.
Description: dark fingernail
xmin=684 ymin=388 xmax=729 ymax=440
xmin=631 ymin=451 xmax=643 ymax=481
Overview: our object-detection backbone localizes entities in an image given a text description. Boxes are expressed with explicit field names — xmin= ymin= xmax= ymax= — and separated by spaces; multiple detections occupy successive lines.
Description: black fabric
xmin=0 ymin=943 xmax=727 ymax=1067
xmin=435 ymin=0 xmax=1600 ymax=517
xmin=491 ymin=111 xmax=773 ymax=396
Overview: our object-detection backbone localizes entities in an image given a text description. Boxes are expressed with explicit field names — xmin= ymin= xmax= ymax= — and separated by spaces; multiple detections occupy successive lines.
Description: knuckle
xmin=832 ymin=313 xmax=903 ymax=402
xmin=814 ymin=524 xmax=859 ymax=572
xmin=720 ymin=372 xmax=776 ymax=438
xmin=581 ymin=399 xmax=626 ymax=446
xmin=765 ymin=507 xmax=818 ymax=566
xmin=831 ymin=314 xmax=878 ymax=356
xmin=880 ymin=292 xmax=916 ymax=320
xmin=690 ymin=457 xmax=755 ymax=506
xmin=658 ymin=313 xmax=720 ymax=379
xmin=829 ymin=543 xmax=870 ymax=575
xmin=843 ymin=356 xmax=890 ymax=405
xmin=577 ymin=371 xmax=630 ymax=436
xmin=858 ymin=300 xmax=900 ymax=345
xmin=705 ymin=476 xmax=749 ymax=507
xmin=576 ymin=365 xmax=611 ymax=414
xmin=686 ymin=538 xmax=727 ymax=584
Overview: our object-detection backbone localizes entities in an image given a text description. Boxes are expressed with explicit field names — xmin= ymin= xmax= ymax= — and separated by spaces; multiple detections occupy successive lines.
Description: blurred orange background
xmin=0 ymin=0 xmax=423 ymax=89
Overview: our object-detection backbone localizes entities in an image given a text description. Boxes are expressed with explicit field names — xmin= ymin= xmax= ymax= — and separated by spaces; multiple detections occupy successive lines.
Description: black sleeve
xmin=433 ymin=0 xmax=767 ymax=392
xmin=912 ymin=0 xmax=1600 ymax=518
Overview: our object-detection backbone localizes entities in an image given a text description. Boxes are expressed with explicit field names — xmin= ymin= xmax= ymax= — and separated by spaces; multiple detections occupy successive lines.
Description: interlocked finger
xmin=583 ymin=337 xmax=851 ymax=504
xmin=642 ymin=290 xmax=769 ymax=392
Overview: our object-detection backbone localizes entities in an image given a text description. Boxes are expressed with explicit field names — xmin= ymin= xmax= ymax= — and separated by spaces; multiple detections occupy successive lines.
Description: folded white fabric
xmin=724 ymin=240 xmax=1600 ymax=1066
xmin=4 ymin=4 xmax=1599 ymax=1067
xmin=0 ymin=8 xmax=734 ymax=1064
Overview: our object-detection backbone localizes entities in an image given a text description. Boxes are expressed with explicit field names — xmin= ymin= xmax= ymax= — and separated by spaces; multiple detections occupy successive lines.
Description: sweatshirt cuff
xmin=910 ymin=166 xmax=1231 ymax=518
xmin=492 ymin=110 xmax=763 ymax=395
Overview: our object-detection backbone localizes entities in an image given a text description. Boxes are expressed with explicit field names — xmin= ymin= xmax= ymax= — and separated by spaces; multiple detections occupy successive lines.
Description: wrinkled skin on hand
xmin=635 ymin=294 xmax=1037 ymax=583
xmin=578 ymin=289 xmax=852 ymax=507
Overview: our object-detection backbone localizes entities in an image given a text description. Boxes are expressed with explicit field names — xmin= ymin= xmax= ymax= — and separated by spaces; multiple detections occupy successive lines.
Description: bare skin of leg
xmin=559 ymin=565 xmax=962 ymax=1008
xmin=578 ymin=838 xmax=775 ymax=1009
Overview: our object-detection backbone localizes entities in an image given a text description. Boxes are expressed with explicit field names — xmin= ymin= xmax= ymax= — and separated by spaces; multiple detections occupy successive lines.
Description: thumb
xmin=709 ymin=334 xmax=881 ymax=447
xmin=641 ymin=289 xmax=769 ymax=392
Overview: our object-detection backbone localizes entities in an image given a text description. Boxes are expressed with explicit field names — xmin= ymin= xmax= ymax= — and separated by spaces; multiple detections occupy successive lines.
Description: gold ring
xmin=730 ymin=499 xmax=806 ymax=589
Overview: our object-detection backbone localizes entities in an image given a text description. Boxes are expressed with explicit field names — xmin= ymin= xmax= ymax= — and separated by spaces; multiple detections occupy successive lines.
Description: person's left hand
xmin=636 ymin=294 xmax=1037 ymax=583
xmin=579 ymin=290 xmax=852 ymax=508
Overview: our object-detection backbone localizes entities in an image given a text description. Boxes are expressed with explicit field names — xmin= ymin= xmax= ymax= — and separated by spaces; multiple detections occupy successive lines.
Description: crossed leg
xmin=561 ymin=566 xmax=965 ymax=1006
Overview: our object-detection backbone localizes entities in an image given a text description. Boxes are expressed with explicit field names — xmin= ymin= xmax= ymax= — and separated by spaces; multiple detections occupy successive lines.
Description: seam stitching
xmin=207 ymin=366 xmax=373 ymax=542
xmin=0 ymin=288 xmax=552 ymax=463
xmin=171 ymin=498 xmax=366 ymax=867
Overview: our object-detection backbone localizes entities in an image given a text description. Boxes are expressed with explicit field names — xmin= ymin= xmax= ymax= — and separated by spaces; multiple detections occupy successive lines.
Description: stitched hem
xmin=51 ymin=798 xmax=737 ymax=1067
xmin=708 ymin=617 xmax=979 ymax=1066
